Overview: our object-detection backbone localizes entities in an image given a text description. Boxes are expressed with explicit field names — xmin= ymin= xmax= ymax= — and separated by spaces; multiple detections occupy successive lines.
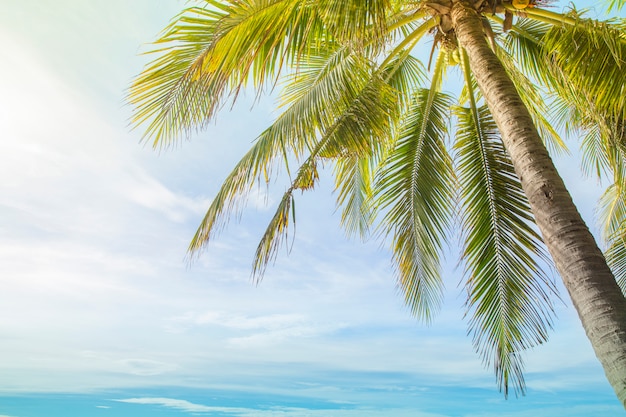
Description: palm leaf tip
xmin=252 ymin=189 xmax=296 ymax=282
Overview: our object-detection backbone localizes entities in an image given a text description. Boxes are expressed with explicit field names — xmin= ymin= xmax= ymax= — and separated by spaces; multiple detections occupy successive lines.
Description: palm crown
xmin=129 ymin=0 xmax=626 ymax=404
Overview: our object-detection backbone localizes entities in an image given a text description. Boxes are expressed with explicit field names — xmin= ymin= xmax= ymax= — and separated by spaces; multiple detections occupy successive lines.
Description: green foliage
xmin=374 ymin=55 xmax=455 ymax=321
xmin=605 ymin=0 xmax=626 ymax=12
xmin=605 ymin=231 xmax=626 ymax=295
xmin=454 ymin=103 xmax=555 ymax=396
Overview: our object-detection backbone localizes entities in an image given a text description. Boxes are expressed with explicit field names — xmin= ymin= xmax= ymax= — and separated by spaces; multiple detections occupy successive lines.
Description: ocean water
xmin=1 ymin=388 xmax=351 ymax=417
xmin=1 ymin=385 xmax=622 ymax=417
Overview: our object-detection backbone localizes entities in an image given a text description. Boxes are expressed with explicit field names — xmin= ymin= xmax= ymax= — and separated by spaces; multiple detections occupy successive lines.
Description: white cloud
xmin=113 ymin=397 xmax=449 ymax=417
xmin=163 ymin=310 xmax=349 ymax=348
xmin=113 ymin=397 xmax=251 ymax=414
xmin=117 ymin=359 xmax=178 ymax=376
xmin=167 ymin=310 xmax=316 ymax=331
xmin=121 ymin=169 xmax=212 ymax=222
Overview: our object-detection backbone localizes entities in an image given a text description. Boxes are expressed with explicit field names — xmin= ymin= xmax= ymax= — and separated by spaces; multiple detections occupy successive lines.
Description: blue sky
xmin=0 ymin=1 xmax=623 ymax=416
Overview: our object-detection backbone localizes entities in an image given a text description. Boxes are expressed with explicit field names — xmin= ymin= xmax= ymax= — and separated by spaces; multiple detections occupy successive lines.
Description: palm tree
xmin=128 ymin=0 xmax=626 ymax=405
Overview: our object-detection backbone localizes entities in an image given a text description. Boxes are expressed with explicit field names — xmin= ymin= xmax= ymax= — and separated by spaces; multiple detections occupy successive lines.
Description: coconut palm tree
xmin=128 ymin=0 xmax=626 ymax=405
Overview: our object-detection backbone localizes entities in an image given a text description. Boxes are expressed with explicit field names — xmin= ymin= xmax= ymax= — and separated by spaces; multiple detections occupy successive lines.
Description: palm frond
xmin=334 ymin=155 xmax=377 ymax=238
xmin=578 ymin=112 xmax=626 ymax=252
xmin=252 ymin=189 xmax=295 ymax=280
xmin=596 ymin=133 xmax=626 ymax=248
xmin=541 ymin=11 xmax=626 ymax=126
xmin=252 ymin=159 xmax=318 ymax=279
xmin=188 ymin=140 xmax=279 ymax=255
xmin=577 ymin=112 xmax=626 ymax=185
xmin=580 ymin=125 xmax=610 ymax=179
xmin=605 ymin=232 xmax=626 ymax=296
xmin=315 ymin=69 xmax=401 ymax=238
xmin=315 ymin=73 xmax=399 ymax=160
xmin=129 ymin=6 xmax=226 ymax=145
xmin=276 ymin=44 xmax=373 ymax=158
xmin=129 ymin=0 xmax=327 ymax=146
xmin=604 ymin=0 xmax=626 ymax=12
xmin=453 ymin=96 xmax=556 ymax=397
xmin=380 ymin=53 xmax=427 ymax=111
xmin=331 ymin=49 xmax=428 ymax=240
xmin=374 ymin=54 xmax=455 ymax=322
xmin=316 ymin=0 xmax=390 ymax=49
xmin=498 ymin=17 xmax=552 ymax=83
xmin=599 ymin=182 xmax=626 ymax=241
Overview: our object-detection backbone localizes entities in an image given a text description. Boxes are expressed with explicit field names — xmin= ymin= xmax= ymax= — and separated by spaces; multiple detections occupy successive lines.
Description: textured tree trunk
xmin=451 ymin=0 xmax=626 ymax=407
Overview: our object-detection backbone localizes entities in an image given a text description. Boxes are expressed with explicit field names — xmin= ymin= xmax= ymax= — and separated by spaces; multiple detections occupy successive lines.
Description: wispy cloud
xmin=166 ymin=311 xmax=310 ymax=331
xmin=121 ymin=169 xmax=212 ymax=223
xmin=163 ymin=310 xmax=347 ymax=348
xmin=114 ymin=397 xmax=252 ymax=414
xmin=113 ymin=397 xmax=449 ymax=417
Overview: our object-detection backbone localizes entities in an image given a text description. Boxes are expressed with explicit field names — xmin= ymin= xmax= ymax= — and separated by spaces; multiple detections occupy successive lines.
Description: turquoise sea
xmin=1 ymin=385 xmax=622 ymax=417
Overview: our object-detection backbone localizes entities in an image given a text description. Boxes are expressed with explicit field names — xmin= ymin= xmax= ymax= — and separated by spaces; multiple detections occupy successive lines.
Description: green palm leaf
xmin=503 ymin=14 xmax=625 ymax=155
xmin=331 ymin=50 xmax=428 ymax=239
xmin=580 ymin=124 xmax=612 ymax=179
xmin=334 ymin=155 xmax=377 ymax=238
xmin=188 ymin=45 xmax=380 ymax=253
xmin=499 ymin=17 xmax=552 ymax=83
xmin=606 ymin=232 xmax=626 ymax=295
xmin=129 ymin=5 xmax=226 ymax=145
xmin=453 ymin=93 xmax=556 ymax=396
xmin=604 ymin=0 xmax=626 ymax=12
xmin=252 ymin=159 xmax=317 ymax=279
xmin=316 ymin=0 xmax=390 ymax=48
xmin=129 ymin=0 xmax=327 ymax=146
xmin=541 ymin=10 xmax=626 ymax=128
xmin=381 ymin=53 xmax=427 ymax=111
xmin=374 ymin=55 xmax=455 ymax=322
xmin=599 ymin=181 xmax=626 ymax=241
xmin=275 ymin=44 xmax=373 ymax=158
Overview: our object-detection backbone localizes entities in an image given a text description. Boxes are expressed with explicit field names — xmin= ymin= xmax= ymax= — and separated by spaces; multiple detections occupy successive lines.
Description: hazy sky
xmin=0 ymin=1 xmax=623 ymax=416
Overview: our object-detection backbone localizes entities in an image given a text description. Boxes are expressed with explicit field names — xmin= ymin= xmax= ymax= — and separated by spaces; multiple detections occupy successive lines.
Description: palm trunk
xmin=451 ymin=1 xmax=626 ymax=407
